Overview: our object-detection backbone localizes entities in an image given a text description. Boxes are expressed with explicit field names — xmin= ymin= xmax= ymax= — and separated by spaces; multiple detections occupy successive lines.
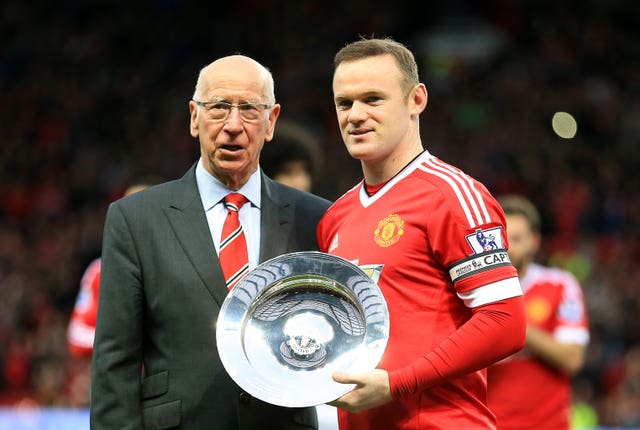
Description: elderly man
xmin=91 ymin=55 xmax=330 ymax=430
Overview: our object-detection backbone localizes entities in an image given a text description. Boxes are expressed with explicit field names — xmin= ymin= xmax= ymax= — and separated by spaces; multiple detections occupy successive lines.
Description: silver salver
xmin=216 ymin=251 xmax=390 ymax=407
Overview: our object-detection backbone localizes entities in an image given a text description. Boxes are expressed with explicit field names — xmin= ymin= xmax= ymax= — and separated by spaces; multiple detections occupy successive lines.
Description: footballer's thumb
xmin=332 ymin=371 xmax=355 ymax=384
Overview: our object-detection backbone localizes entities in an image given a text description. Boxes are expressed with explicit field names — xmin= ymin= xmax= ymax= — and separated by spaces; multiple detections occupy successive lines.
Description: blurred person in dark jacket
xmin=260 ymin=120 xmax=322 ymax=193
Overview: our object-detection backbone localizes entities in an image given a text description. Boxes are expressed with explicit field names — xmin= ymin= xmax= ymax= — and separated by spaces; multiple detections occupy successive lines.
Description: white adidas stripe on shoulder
xmin=418 ymin=155 xmax=492 ymax=228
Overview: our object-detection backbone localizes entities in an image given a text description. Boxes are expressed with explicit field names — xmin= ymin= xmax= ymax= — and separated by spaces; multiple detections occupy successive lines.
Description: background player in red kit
xmin=317 ymin=37 xmax=526 ymax=429
xmin=67 ymin=257 xmax=102 ymax=357
xmin=487 ymin=195 xmax=590 ymax=429
xmin=67 ymin=183 xmax=152 ymax=357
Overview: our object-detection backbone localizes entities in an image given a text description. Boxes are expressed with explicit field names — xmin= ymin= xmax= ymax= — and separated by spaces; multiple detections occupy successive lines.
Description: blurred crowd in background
xmin=1 ymin=0 xmax=639 ymax=427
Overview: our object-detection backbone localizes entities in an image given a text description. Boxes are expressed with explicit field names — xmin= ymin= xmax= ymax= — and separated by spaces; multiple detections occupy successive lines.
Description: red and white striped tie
xmin=219 ymin=193 xmax=249 ymax=290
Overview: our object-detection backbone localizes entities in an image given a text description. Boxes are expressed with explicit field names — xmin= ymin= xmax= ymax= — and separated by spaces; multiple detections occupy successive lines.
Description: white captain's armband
xmin=449 ymin=249 xmax=512 ymax=282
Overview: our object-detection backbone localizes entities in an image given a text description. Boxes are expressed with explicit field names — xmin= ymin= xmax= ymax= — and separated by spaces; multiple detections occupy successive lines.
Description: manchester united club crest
xmin=374 ymin=214 xmax=404 ymax=247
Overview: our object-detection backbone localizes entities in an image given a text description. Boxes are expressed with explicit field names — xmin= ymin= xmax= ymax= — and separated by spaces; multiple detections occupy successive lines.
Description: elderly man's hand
xmin=327 ymin=369 xmax=393 ymax=413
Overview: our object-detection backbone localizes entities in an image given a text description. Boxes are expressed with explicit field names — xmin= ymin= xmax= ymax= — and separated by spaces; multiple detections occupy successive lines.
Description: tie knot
xmin=224 ymin=193 xmax=247 ymax=212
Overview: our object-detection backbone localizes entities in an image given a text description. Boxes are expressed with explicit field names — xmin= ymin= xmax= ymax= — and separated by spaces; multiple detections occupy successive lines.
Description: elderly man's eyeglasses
xmin=193 ymin=100 xmax=272 ymax=123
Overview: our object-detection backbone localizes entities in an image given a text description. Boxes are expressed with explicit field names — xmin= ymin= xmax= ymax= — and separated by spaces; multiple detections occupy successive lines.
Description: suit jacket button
xmin=239 ymin=391 xmax=252 ymax=404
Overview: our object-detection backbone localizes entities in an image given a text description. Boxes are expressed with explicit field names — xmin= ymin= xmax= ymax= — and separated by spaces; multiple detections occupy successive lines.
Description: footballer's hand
xmin=327 ymin=369 xmax=393 ymax=413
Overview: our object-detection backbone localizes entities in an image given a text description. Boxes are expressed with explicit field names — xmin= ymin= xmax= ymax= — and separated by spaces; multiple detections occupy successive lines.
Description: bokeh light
xmin=552 ymin=112 xmax=578 ymax=139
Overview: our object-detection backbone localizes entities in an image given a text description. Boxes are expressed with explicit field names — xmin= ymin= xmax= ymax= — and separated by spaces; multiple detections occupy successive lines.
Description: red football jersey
xmin=487 ymin=262 xmax=590 ymax=430
xmin=317 ymin=151 xmax=521 ymax=430
xmin=67 ymin=258 xmax=101 ymax=357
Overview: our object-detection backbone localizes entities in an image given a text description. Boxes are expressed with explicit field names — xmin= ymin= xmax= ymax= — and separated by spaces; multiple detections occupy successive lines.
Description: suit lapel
xmin=163 ymin=167 xmax=229 ymax=307
xmin=259 ymin=174 xmax=293 ymax=262
xmin=163 ymin=170 xmax=295 ymax=306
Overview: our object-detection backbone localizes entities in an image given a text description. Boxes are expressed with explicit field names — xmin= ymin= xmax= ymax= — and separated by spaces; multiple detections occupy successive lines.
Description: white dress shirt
xmin=195 ymin=159 xmax=262 ymax=271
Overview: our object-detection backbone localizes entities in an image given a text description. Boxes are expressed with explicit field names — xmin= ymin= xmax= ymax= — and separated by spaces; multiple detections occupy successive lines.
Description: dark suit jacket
xmin=90 ymin=165 xmax=332 ymax=430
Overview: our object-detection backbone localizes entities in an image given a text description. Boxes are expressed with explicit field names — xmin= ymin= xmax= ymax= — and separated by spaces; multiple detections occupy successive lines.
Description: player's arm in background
xmin=526 ymin=272 xmax=590 ymax=375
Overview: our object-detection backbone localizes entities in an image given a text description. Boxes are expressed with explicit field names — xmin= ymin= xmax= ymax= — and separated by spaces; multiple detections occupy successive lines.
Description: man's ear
xmin=189 ymin=100 xmax=199 ymax=138
xmin=532 ymin=232 xmax=542 ymax=254
xmin=409 ymin=83 xmax=428 ymax=118
xmin=265 ymin=104 xmax=281 ymax=142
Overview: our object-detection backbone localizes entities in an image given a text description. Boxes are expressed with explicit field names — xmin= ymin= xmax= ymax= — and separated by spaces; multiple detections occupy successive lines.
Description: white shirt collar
xmin=195 ymin=158 xmax=262 ymax=211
